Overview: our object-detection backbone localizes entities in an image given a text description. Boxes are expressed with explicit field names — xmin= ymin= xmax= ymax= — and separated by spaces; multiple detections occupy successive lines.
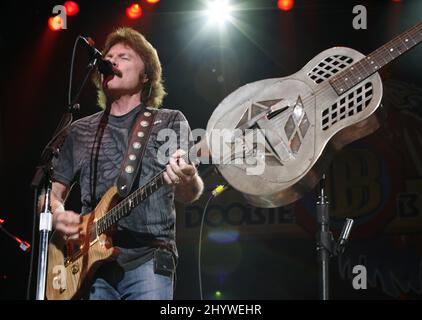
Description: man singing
xmin=49 ymin=27 xmax=204 ymax=300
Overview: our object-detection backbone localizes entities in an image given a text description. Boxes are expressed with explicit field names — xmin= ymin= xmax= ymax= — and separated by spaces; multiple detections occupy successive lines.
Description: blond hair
xmin=93 ymin=27 xmax=166 ymax=109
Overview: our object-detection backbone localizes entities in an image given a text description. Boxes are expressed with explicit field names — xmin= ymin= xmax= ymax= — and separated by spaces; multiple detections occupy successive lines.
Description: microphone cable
xmin=198 ymin=183 xmax=229 ymax=300
xmin=68 ymin=36 xmax=96 ymax=108
xmin=26 ymin=188 xmax=38 ymax=300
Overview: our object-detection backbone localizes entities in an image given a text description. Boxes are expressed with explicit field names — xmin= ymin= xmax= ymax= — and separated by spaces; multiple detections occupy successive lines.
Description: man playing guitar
xmin=49 ymin=27 xmax=204 ymax=300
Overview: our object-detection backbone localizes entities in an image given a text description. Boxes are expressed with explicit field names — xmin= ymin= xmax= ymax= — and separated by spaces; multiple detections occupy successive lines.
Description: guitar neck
xmin=96 ymin=170 xmax=166 ymax=234
xmin=330 ymin=21 xmax=422 ymax=95
xmin=96 ymin=143 xmax=203 ymax=235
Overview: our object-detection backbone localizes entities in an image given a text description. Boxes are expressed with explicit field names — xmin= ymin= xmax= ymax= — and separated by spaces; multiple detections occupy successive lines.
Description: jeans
xmin=88 ymin=259 xmax=173 ymax=300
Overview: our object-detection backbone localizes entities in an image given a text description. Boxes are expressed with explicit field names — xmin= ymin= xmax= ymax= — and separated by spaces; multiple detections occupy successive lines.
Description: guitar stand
xmin=316 ymin=174 xmax=354 ymax=300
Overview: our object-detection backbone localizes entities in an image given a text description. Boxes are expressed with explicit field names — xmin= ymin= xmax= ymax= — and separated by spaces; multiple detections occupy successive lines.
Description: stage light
xmin=146 ymin=0 xmax=160 ymax=3
xmin=206 ymin=0 xmax=232 ymax=24
xmin=126 ymin=3 xmax=143 ymax=19
xmin=48 ymin=15 xmax=64 ymax=31
xmin=215 ymin=290 xmax=222 ymax=299
xmin=277 ymin=0 xmax=294 ymax=11
xmin=64 ymin=1 xmax=79 ymax=16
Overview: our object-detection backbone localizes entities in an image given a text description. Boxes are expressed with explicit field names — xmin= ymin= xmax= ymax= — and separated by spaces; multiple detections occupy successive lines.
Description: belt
xmin=149 ymin=239 xmax=174 ymax=253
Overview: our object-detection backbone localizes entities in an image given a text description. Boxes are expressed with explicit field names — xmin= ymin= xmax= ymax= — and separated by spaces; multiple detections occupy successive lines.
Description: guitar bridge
xmin=63 ymin=240 xmax=83 ymax=267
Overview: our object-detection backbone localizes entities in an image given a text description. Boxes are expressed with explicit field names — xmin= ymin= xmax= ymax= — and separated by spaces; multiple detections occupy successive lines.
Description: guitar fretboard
xmin=330 ymin=22 xmax=422 ymax=95
xmin=95 ymin=147 xmax=200 ymax=235
xmin=96 ymin=172 xmax=166 ymax=234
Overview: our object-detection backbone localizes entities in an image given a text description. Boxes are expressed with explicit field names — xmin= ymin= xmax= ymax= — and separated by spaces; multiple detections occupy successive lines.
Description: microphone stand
xmin=316 ymin=174 xmax=354 ymax=300
xmin=30 ymin=46 xmax=100 ymax=300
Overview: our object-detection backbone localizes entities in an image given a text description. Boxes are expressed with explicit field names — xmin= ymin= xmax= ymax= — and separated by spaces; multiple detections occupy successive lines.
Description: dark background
xmin=0 ymin=0 xmax=421 ymax=300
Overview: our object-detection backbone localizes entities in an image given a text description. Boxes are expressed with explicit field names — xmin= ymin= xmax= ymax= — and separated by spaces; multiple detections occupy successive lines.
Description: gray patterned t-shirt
xmin=53 ymin=105 xmax=192 ymax=270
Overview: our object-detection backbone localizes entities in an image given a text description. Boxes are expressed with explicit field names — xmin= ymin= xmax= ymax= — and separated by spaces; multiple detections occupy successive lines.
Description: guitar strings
xmin=247 ymin=24 xmax=421 ymax=137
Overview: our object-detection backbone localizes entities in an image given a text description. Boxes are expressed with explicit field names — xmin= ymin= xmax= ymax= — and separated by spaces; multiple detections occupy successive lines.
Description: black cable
xmin=39 ymin=35 xmax=87 ymax=163
xmin=26 ymin=188 xmax=39 ymax=300
xmin=38 ymin=35 xmax=80 ymax=162
xmin=68 ymin=36 xmax=80 ymax=106
xmin=68 ymin=36 xmax=98 ymax=109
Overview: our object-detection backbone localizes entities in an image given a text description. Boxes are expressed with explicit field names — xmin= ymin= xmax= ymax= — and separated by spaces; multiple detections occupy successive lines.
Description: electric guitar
xmin=46 ymin=168 xmax=186 ymax=300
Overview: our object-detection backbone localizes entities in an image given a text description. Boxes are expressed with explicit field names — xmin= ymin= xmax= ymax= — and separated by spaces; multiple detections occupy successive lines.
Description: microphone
xmin=80 ymin=36 xmax=121 ymax=77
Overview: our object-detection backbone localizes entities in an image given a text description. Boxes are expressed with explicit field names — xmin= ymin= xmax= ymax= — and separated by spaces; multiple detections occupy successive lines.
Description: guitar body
xmin=46 ymin=186 xmax=120 ymax=300
xmin=207 ymin=47 xmax=383 ymax=207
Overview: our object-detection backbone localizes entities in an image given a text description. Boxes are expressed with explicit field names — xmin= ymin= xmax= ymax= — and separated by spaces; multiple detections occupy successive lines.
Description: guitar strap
xmin=116 ymin=105 xmax=157 ymax=198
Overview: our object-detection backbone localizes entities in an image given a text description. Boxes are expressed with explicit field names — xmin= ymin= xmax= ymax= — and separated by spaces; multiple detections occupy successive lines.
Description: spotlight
xmin=277 ymin=0 xmax=294 ymax=11
xmin=126 ymin=3 xmax=143 ymax=19
xmin=206 ymin=0 xmax=232 ymax=24
xmin=64 ymin=1 xmax=79 ymax=16
xmin=146 ymin=0 xmax=160 ymax=3
xmin=48 ymin=15 xmax=64 ymax=31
